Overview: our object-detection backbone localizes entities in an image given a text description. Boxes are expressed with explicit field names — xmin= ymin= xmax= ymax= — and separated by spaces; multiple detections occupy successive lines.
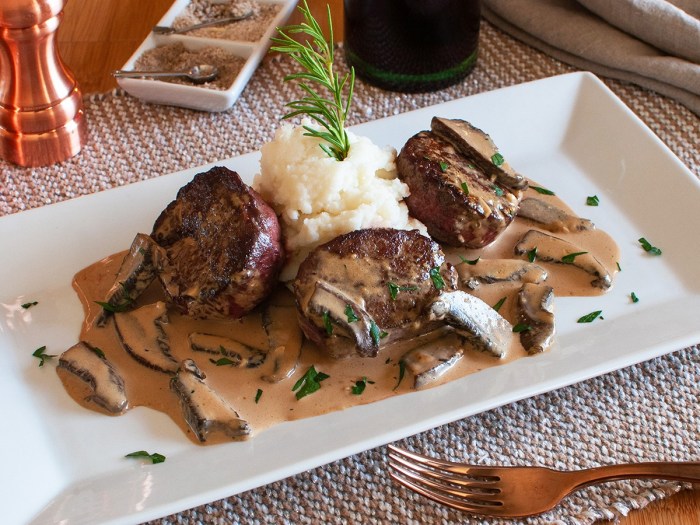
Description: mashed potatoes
xmin=254 ymin=121 xmax=425 ymax=280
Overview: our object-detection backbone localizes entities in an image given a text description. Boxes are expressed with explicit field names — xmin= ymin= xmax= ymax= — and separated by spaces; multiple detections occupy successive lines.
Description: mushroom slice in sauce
xmin=457 ymin=258 xmax=548 ymax=290
xmin=96 ymin=233 xmax=166 ymax=326
xmin=402 ymin=343 xmax=464 ymax=389
xmin=517 ymin=283 xmax=556 ymax=354
xmin=170 ymin=359 xmax=251 ymax=442
xmin=514 ymin=230 xmax=612 ymax=290
xmin=114 ymin=301 xmax=178 ymax=373
xmin=57 ymin=342 xmax=128 ymax=414
xmin=188 ymin=333 xmax=265 ymax=368
xmin=307 ymin=280 xmax=378 ymax=358
xmin=518 ymin=198 xmax=595 ymax=233
xmin=428 ymin=290 xmax=513 ymax=358
xmin=431 ymin=117 xmax=528 ymax=190
xmin=261 ymin=304 xmax=302 ymax=383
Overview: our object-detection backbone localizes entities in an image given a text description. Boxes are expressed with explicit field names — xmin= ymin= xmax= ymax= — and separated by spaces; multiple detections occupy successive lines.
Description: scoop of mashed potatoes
xmin=254 ymin=121 xmax=425 ymax=280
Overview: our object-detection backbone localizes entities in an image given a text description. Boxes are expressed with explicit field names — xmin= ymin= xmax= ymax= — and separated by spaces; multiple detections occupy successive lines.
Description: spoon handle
xmin=153 ymin=12 xmax=253 ymax=35
xmin=112 ymin=69 xmax=187 ymax=79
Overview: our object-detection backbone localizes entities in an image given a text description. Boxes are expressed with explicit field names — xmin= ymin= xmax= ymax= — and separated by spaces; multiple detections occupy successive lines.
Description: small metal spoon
xmin=153 ymin=11 xmax=254 ymax=35
xmin=112 ymin=64 xmax=219 ymax=84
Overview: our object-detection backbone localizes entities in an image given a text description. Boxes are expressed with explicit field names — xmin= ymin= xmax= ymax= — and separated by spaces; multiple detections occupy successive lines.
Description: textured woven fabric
xmin=2 ymin=21 xmax=699 ymax=524
xmin=481 ymin=0 xmax=700 ymax=116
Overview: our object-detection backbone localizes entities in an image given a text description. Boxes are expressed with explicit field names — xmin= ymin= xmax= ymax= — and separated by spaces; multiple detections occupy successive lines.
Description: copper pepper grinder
xmin=0 ymin=0 xmax=87 ymax=167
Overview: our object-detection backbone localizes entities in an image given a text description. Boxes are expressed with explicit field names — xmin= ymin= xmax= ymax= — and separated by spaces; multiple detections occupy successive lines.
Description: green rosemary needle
xmin=271 ymin=1 xmax=355 ymax=161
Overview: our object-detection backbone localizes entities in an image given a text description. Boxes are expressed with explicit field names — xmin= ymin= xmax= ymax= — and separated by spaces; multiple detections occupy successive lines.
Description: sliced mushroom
xmin=307 ymin=280 xmax=379 ymax=358
xmin=514 ymin=230 xmax=612 ymax=290
xmin=428 ymin=290 xmax=513 ymax=358
xmin=57 ymin=342 xmax=128 ymax=414
xmin=170 ymin=359 xmax=251 ymax=442
xmin=188 ymin=332 xmax=265 ymax=368
xmin=96 ymin=233 xmax=166 ymax=326
xmin=517 ymin=283 xmax=555 ymax=354
xmin=261 ymin=304 xmax=302 ymax=383
xmin=402 ymin=343 xmax=463 ymax=389
xmin=518 ymin=197 xmax=595 ymax=233
xmin=457 ymin=258 xmax=548 ymax=290
xmin=431 ymin=117 xmax=528 ymax=190
xmin=114 ymin=301 xmax=178 ymax=373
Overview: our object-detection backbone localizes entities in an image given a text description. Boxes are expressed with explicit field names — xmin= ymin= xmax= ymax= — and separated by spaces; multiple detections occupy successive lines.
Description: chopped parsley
xmin=125 ymin=450 xmax=166 ymax=464
xmin=586 ymin=195 xmax=600 ymax=206
xmin=561 ymin=251 xmax=588 ymax=264
xmin=209 ymin=357 xmax=237 ymax=367
xmin=369 ymin=321 xmax=388 ymax=346
xmin=526 ymin=247 xmax=537 ymax=263
xmin=460 ymin=181 xmax=469 ymax=194
xmin=512 ymin=323 xmax=532 ymax=333
xmin=351 ymin=376 xmax=375 ymax=395
xmin=387 ymin=282 xmax=418 ymax=300
xmin=492 ymin=297 xmax=506 ymax=312
xmin=439 ymin=161 xmax=449 ymax=172
xmin=577 ymin=310 xmax=602 ymax=323
xmin=322 ymin=310 xmax=333 ymax=335
xmin=429 ymin=267 xmax=445 ymax=290
xmin=21 ymin=301 xmax=38 ymax=309
xmin=638 ymin=237 xmax=662 ymax=256
xmin=531 ymin=186 xmax=555 ymax=196
xmin=292 ymin=366 xmax=329 ymax=400
xmin=459 ymin=256 xmax=480 ymax=266
xmin=394 ymin=360 xmax=406 ymax=390
xmin=95 ymin=298 xmax=132 ymax=313
xmin=344 ymin=305 xmax=359 ymax=323
xmin=492 ymin=185 xmax=505 ymax=197
xmin=491 ymin=152 xmax=505 ymax=166
xmin=616 ymin=261 xmax=622 ymax=271
xmin=32 ymin=346 xmax=56 ymax=367
xmin=255 ymin=388 xmax=263 ymax=403
xmin=630 ymin=292 xmax=639 ymax=303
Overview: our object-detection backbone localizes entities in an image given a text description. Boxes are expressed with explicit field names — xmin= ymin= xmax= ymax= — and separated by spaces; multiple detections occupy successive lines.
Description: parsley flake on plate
xmin=292 ymin=366 xmax=329 ymax=400
xmin=638 ymin=237 xmax=662 ymax=256
xmin=32 ymin=346 xmax=56 ymax=367
xmin=125 ymin=450 xmax=166 ymax=464
xmin=577 ymin=310 xmax=602 ymax=323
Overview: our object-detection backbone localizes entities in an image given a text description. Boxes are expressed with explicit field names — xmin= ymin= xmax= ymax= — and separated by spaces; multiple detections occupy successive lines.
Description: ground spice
xmin=173 ymin=0 xmax=281 ymax=42
xmin=133 ymin=42 xmax=245 ymax=90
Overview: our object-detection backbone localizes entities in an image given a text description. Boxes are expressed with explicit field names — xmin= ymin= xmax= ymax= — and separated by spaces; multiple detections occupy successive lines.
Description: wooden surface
xmin=56 ymin=1 xmax=699 ymax=523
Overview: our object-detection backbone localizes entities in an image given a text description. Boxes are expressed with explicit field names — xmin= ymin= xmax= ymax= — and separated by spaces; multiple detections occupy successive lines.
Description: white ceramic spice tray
xmin=116 ymin=0 xmax=296 ymax=112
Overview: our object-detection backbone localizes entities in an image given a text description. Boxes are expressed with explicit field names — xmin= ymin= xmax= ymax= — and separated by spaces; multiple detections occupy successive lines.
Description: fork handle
xmin=570 ymin=462 xmax=700 ymax=490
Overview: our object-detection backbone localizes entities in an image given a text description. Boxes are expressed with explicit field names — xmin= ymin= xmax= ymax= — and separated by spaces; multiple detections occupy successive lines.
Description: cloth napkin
xmin=482 ymin=0 xmax=700 ymax=116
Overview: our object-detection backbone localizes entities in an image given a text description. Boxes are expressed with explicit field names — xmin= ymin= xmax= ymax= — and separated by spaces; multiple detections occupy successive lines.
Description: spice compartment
xmin=116 ymin=0 xmax=296 ymax=112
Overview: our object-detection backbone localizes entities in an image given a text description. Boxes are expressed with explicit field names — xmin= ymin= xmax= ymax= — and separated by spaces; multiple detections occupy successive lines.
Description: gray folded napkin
xmin=482 ymin=0 xmax=700 ymax=115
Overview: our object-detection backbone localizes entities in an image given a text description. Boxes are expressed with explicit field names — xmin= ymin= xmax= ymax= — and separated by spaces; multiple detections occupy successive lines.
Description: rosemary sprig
xmin=271 ymin=1 xmax=355 ymax=161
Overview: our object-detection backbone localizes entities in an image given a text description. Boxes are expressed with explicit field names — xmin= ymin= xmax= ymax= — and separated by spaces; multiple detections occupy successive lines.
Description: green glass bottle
xmin=344 ymin=0 xmax=481 ymax=92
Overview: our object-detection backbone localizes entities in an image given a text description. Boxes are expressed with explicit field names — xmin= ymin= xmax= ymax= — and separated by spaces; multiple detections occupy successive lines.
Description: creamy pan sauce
xmin=62 ymin=186 xmax=619 ymax=445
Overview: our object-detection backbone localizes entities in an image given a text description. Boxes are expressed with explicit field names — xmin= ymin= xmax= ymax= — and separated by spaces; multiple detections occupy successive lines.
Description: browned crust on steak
xmin=397 ymin=131 xmax=521 ymax=248
xmin=152 ymin=166 xmax=284 ymax=319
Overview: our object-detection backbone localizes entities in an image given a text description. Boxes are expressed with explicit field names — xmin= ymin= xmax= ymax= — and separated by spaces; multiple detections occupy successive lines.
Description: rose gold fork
xmin=387 ymin=445 xmax=700 ymax=518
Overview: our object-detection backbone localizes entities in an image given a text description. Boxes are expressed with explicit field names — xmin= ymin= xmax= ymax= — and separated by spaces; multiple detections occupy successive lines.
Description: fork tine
xmin=388 ymin=445 xmax=501 ymax=480
xmin=388 ymin=452 xmax=501 ymax=494
xmin=389 ymin=467 xmax=504 ymax=515
xmin=389 ymin=459 xmax=503 ymax=501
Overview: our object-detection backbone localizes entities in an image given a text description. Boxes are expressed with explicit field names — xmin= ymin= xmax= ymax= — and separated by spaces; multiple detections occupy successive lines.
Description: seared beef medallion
xmin=294 ymin=228 xmax=456 ymax=358
xmin=294 ymin=228 xmax=513 ymax=359
xmin=397 ymin=117 xmax=525 ymax=248
xmin=151 ymin=166 xmax=285 ymax=319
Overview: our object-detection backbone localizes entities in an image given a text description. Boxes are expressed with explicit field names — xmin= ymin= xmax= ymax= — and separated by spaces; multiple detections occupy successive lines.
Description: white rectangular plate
xmin=2 ymin=73 xmax=699 ymax=525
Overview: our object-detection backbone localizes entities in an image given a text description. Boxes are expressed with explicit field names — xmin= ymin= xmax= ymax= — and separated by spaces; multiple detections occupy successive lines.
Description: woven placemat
xmin=2 ymin=21 xmax=699 ymax=524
